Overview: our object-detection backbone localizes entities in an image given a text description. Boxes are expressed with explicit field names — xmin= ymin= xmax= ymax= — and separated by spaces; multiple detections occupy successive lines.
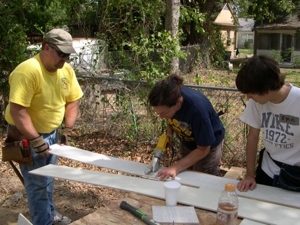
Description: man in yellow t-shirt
xmin=4 ymin=28 xmax=83 ymax=225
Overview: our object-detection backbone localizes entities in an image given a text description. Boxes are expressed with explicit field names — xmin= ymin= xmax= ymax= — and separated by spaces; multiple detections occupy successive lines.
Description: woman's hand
xmin=156 ymin=166 xmax=178 ymax=181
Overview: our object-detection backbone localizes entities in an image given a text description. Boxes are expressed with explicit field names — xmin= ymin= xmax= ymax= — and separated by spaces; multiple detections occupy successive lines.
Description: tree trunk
xmin=165 ymin=0 xmax=180 ymax=74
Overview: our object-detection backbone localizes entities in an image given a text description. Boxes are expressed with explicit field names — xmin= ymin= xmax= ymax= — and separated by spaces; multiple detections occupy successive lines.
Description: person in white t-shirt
xmin=235 ymin=55 xmax=300 ymax=192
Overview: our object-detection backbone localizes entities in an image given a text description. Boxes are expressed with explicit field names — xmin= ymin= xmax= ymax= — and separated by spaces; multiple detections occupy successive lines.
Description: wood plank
xmin=30 ymin=164 xmax=300 ymax=225
xmin=240 ymin=219 xmax=266 ymax=225
xmin=50 ymin=144 xmax=152 ymax=179
xmin=176 ymin=170 xmax=300 ymax=210
xmin=50 ymin=144 xmax=300 ymax=209
xmin=70 ymin=192 xmax=242 ymax=225
xmin=17 ymin=213 xmax=32 ymax=225
xmin=223 ymin=167 xmax=245 ymax=180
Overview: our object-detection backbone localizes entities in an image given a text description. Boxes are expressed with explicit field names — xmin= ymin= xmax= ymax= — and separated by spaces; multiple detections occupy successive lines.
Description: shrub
xmin=244 ymin=40 xmax=250 ymax=49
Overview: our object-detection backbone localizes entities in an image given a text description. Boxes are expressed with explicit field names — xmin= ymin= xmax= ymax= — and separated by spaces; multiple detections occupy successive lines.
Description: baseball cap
xmin=44 ymin=28 xmax=76 ymax=54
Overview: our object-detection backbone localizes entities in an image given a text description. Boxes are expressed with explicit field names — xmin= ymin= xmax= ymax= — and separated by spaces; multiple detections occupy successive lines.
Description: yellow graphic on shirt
xmin=167 ymin=118 xmax=194 ymax=142
xmin=61 ymin=78 xmax=68 ymax=89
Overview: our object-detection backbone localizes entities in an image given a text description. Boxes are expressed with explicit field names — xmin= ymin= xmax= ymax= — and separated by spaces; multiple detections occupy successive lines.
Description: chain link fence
xmin=74 ymin=75 xmax=251 ymax=167
xmin=0 ymin=78 xmax=252 ymax=169
xmin=0 ymin=45 xmax=256 ymax=168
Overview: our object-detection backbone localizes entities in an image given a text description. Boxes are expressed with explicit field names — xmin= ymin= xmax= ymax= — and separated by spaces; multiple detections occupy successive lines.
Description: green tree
xmin=0 ymin=0 xmax=71 ymax=85
xmin=24 ymin=0 xmax=69 ymax=32
xmin=249 ymin=0 xmax=300 ymax=22
xmin=0 ymin=0 xmax=70 ymax=128
xmin=180 ymin=0 xmax=228 ymax=67
xmin=231 ymin=0 xmax=300 ymax=22
xmin=0 ymin=1 xmax=28 ymax=91
xmin=91 ymin=0 xmax=186 ymax=81
xmin=231 ymin=0 xmax=252 ymax=18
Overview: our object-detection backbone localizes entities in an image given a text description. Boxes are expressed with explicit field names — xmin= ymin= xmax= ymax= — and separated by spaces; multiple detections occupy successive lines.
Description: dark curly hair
xmin=148 ymin=74 xmax=183 ymax=108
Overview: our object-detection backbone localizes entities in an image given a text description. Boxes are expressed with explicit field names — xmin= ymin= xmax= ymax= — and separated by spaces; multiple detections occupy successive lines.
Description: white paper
xmin=152 ymin=206 xmax=199 ymax=224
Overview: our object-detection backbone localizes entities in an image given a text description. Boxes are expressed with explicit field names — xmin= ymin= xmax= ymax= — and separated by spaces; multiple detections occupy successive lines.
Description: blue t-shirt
xmin=167 ymin=87 xmax=225 ymax=150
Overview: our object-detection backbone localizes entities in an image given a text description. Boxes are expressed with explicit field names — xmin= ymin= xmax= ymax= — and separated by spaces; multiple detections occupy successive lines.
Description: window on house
xmin=257 ymin=33 xmax=280 ymax=50
xmin=241 ymin=34 xmax=253 ymax=43
xmin=258 ymin=34 xmax=268 ymax=49
xmin=270 ymin=34 xmax=280 ymax=49
xmin=295 ymin=34 xmax=300 ymax=51
xmin=248 ymin=34 xmax=254 ymax=43
xmin=226 ymin=30 xmax=231 ymax=46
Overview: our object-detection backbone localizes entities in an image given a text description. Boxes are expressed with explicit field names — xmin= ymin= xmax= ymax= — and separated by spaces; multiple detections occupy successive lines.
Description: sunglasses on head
xmin=47 ymin=44 xmax=71 ymax=58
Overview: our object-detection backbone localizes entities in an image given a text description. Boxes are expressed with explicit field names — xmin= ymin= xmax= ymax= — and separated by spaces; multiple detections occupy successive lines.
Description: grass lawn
xmin=186 ymin=66 xmax=300 ymax=88
xmin=283 ymin=68 xmax=300 ymax=86
xmin=238 ymin=48 xmax=253 ymax=58
xmin=236 ymin=50 xmax=300 ymax=86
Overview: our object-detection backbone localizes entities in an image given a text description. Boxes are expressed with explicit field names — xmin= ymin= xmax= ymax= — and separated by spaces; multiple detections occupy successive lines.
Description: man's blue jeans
xmin=20 ymin=131 xmax=58 ymax=225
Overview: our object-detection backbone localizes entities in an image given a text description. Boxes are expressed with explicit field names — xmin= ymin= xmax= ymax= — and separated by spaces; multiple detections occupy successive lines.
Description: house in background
xmin=214 ymin=3 xmax=239 ymax=60
xmin=27 ymin=38 xmax=107 ymax=73
xmin=254 ymin=7 xmax=300 ymax=66
xmin=236 ymin=18 xmax=254 ymax=49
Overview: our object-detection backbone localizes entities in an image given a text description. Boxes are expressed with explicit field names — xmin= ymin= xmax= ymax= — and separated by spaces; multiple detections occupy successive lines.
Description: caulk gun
xmin=144 ymin=133 xmax=169 ymax=175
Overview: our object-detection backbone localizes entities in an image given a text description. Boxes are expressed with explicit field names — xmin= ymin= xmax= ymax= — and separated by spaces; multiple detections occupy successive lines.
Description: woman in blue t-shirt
xmin=148 ymin=74 xmax=225 ymax=180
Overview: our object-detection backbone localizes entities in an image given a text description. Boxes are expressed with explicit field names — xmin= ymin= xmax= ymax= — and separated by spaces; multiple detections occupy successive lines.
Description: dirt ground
xmin=0 ymin=131 xmax=179 ymax=225
xmin=0 ymin=68 xmax=243 ymax=224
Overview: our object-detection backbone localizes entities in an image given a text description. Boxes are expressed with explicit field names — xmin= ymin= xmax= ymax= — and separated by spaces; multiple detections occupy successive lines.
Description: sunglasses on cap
xmin=47 ymin=43 xmax=71 ymax=58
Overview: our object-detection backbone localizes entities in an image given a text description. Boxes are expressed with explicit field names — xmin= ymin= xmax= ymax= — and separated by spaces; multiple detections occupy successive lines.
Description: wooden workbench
xmin=70 ymin=192 xmax=242 ymax=225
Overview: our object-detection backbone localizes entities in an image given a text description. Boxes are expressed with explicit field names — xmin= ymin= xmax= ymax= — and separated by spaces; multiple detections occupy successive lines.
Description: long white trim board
xmin=30 ymin=164 xmax=300 ymax=225
xmin=17 ymin=213 xmax=33 ymax=225
xmin=50 ymin=144 xmax=300 ymax=209
xmin=240 ymin=220 xmax=266 ymax=225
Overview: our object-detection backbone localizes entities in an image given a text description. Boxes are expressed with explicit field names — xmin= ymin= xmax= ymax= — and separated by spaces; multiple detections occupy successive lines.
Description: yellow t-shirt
xmin=5 ymin=54 xmax=83 ymax=133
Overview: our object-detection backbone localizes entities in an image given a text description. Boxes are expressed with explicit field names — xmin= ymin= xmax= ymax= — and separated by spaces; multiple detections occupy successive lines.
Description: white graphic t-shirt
xmin=241 ymin=84 xmax=300 ymax=178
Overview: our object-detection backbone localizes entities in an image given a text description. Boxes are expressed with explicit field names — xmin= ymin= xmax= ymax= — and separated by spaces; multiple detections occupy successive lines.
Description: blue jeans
xmin=20 ymin=131 xmax=58 ymax=225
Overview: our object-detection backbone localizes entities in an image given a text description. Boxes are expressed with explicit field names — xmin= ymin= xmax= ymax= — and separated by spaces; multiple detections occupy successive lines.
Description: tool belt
xmin=1 ymin=126 xmax=33 ymax=165
xmin=274 ymin=165 xmax=300 ymax=192
xmin=263 ymin=149 xmax=300 ymax=192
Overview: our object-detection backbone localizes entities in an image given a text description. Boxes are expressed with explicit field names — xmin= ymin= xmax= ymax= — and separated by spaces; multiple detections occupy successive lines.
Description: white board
xmin=30 ymin=164 xmax=300 ymax=225
xmin=240 ymin=219 xmax=266 ymax=225
xmin=17 ymin=213 xmax=32 ymax=225
xmin=50 ymin=144 xmax=300 ymax=209
xmin=152 ymin=206 xmax=199 ymax=224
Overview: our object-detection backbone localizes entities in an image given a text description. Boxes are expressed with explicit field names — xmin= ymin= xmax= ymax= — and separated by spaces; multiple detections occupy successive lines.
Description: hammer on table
xmin=120 ymin=201 xmax=161 ymax=225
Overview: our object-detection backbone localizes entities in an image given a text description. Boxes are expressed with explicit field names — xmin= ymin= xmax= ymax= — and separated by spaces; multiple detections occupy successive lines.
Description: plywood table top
xmin=70 ymin=192 xmax=243 ymax=225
